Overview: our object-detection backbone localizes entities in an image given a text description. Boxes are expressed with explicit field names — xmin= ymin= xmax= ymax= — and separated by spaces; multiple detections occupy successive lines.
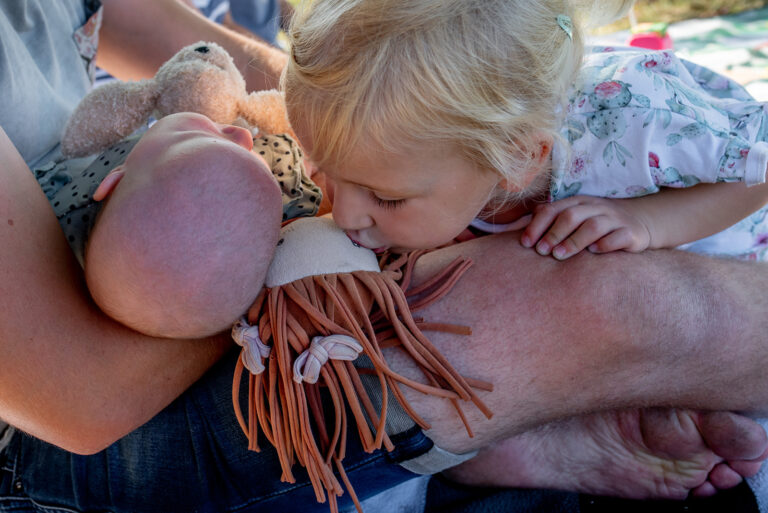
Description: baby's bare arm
xmin=0 ymin=127 xmax=231 ymax=454
xmin=393 ymin=232 xmax=768 ymax=453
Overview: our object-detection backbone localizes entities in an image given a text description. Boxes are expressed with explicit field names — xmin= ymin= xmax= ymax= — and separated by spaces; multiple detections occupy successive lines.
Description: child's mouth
xmin=345 ymin=231 xmax=387 ymax=253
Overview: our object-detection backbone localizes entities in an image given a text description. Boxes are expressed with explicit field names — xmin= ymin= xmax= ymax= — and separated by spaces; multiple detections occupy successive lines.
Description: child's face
xmin=301 ymin=134 xmax=500 ymax=252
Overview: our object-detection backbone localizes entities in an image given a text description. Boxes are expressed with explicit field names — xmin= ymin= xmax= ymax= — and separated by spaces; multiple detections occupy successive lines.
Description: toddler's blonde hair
xmin=284 ymin=0 xmax=633 ymax=192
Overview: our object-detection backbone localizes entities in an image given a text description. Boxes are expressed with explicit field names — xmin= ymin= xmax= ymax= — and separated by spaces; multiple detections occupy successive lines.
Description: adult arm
xmin=97 ymin=0 xmax=287 ymax=91
xmin=394 ymin=232 xmax=768 ymax=453
xmin=0 ymin=126 xmax=231 ymax=454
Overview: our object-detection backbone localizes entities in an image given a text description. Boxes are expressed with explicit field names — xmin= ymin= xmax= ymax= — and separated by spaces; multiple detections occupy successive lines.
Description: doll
xmin=231 ymin=217 xmax=492 ymax=512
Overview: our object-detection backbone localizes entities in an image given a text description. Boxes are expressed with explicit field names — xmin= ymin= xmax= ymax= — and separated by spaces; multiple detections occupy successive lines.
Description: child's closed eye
xmin=371 ymin=192 xmax=406 ymax=210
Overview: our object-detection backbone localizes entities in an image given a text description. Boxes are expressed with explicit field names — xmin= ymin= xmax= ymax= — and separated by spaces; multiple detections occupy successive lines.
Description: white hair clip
xmin=557 ymin=14 xmax=573 ymax=40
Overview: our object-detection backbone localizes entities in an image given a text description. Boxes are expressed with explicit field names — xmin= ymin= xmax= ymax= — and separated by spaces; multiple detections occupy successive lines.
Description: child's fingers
xmin=521 ymin=199 xmax=582 ymax=248
xmin=550 ymin=215 xmax=616 ymax=260
xmin=532 ymin=204 xmax=603 ymax=255
xmin=588 ymin=227 xmax=636 ymax=254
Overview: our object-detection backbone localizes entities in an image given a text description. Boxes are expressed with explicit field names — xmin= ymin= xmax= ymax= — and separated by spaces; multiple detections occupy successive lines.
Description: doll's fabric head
xmin=61 ymin=41 xmax=294 ymax=158
xmin=84 ymin=112 xmax=284 ymax=339
xmin=265 ymin=215 xmax=379 ymax=287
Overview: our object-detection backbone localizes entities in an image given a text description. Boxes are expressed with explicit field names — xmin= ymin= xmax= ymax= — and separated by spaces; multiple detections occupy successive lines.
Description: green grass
xmin=594 ymin=0 xmax=768 ymax=34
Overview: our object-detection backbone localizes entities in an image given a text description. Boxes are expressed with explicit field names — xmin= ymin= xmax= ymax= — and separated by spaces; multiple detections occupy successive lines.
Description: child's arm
xmin=521 ymin=181 xmax=768 ymax=260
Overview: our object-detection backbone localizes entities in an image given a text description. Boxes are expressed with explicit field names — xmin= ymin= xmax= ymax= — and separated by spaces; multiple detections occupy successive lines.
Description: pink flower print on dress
xmin=569 ymin=153 xmax=589 ymax=177
xmin=590 ymin=81 xmax=632 ymax=110
xmin=637 ymin=53 xmax=676 ymax=76
xmin=594 ymin=81 xmax=623 ymax=99
xmin=648 ymin=152 xmax=660 ymax=168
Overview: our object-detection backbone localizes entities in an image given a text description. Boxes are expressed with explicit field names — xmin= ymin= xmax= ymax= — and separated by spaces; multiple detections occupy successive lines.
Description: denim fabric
xmin=0 ymin=349 xmax=430 ymax=513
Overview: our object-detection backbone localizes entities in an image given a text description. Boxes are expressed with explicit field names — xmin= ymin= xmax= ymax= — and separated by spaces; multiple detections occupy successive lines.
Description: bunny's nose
xmin=194 ymin=45 xmax=210 ymax=53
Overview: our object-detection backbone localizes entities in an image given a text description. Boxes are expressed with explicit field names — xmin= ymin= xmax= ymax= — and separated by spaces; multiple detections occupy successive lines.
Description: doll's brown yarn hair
xmin=232 ymin=250 xmax=492 ymax=512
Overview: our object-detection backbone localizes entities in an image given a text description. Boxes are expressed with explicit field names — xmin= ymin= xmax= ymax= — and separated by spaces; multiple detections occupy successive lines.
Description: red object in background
xmin=628 ymin=32 xmax=673 ymax=50
xmin=627 ymin=22 xmax=673 ymax=50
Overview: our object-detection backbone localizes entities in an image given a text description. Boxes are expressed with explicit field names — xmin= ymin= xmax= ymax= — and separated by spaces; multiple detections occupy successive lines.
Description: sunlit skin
xmin=294 ymin=130 xmax=501 ymax=252
xmin=94 ymin=112 xmax=271 ymax=199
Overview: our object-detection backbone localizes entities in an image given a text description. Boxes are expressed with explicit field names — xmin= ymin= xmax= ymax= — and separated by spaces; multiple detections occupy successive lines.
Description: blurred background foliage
xmin=596 ymin=0 xmax=768 ymax=33
xmin=284 ymin=0 xmax=768 ymax=36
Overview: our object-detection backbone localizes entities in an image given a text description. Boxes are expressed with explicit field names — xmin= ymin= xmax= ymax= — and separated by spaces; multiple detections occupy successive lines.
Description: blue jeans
xmin=0 ymin=349 xmax=430 ymax=513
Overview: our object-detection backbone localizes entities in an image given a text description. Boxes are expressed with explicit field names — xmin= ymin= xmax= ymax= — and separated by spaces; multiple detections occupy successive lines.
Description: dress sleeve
xmin=550 ymin=47 xmax=768 ymax=201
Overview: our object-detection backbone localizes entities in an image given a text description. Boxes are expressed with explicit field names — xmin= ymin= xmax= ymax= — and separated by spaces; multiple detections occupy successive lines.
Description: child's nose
xmin=220 ymin=125 xmax=254 ymax=150
xmin=331 ymin=184 xmax=373 ymax=230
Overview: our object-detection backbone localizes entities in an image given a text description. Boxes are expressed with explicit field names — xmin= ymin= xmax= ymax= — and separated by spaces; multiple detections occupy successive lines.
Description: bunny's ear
xmin=238 ymin=89 xmax=296 ymax=139
xmin=61 ymin=80 xmax=159 ymax=158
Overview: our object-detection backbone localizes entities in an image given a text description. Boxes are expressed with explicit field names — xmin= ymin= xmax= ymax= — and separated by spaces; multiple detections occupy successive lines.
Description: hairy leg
xmin=394 ymin=234 xmax=768 ymax=453
xmin=443 ymin=409 xmax=768 ymax=499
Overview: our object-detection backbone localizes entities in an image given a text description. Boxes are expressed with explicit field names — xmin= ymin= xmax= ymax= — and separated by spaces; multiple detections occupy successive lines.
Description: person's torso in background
xmin=0 ymin=0 xmax=100 ymax=168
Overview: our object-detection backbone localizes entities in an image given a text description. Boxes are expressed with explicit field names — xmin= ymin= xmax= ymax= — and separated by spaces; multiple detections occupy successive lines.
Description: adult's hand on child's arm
xmin=0 ymin=126 xmax=231 ymax=454
xmin=520 ymin=195 xmax=653 ymax=260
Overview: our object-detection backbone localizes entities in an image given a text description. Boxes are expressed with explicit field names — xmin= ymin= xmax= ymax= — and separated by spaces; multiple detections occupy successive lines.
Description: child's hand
xmin=520 ymin=195 xmax=652 ymax=260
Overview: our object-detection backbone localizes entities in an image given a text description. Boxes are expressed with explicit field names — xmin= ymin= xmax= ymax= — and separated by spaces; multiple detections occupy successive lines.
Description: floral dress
xmin=549 ymin=46 xmax=768 ymax=260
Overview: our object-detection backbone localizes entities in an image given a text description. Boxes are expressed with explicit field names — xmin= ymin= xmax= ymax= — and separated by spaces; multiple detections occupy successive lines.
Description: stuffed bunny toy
xmin=61 ymin=41 xmax=292 ymax=158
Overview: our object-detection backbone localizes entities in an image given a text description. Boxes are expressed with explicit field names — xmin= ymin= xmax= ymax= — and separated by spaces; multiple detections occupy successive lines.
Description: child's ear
xmin=498 ymin=134 xmax=553 ymax=192
xmin=93 ymin=166 xmax=125 ymax=201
